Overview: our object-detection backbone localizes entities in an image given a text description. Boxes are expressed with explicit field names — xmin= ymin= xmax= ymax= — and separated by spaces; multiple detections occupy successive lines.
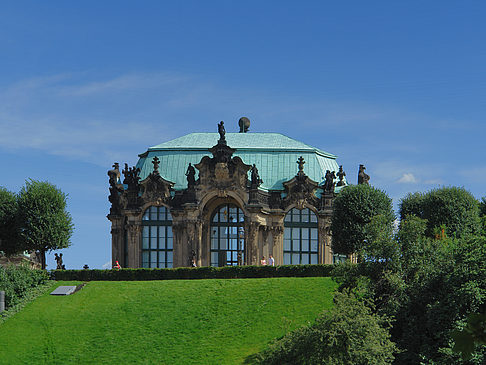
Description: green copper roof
xmin=137 ymin=133 xmax=343 ymax=191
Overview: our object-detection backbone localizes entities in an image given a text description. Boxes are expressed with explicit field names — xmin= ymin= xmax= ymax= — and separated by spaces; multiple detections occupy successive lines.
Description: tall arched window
xmin=283 ymin=208 xmax=318 ymax=265
xmin=210 ymin=204 xmax=244 ymax=267
xmin=141 ymin=206 xmax=173 ymax=268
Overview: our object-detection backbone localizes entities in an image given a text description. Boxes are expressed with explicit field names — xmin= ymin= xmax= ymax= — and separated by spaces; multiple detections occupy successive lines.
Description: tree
xmin=17 ymin=180 xmax=74 ymax=269
xmin=0 ymin=187 xmax=22 ymax=256
xmin=480 ymin=197 xmax=486 ymax=237
xmin=480 ymin=197 xmax=486 ymax=217
xmin=331 ymin=184 xmax=395 ymax=258
xmin=248 ymin=291 xmax=397 ymax=365
xmin=400 ymin=187 xmax=481 ymax=239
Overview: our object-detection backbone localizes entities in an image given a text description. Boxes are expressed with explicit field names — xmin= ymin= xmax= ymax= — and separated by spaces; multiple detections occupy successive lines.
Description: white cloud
xmin=398 ymin=173 xmax=418 ymax=183
xmin=102 ymin=261 xmax=112 ymax=269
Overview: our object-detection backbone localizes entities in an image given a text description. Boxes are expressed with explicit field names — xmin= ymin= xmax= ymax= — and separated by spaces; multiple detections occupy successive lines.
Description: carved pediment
xmin=195 ymin=140 xmax=251 ymax=190
xmin=283 ymin=156 xmax=320 ymax=209
xmin=140 ymin=172 xmax=174 ymax=205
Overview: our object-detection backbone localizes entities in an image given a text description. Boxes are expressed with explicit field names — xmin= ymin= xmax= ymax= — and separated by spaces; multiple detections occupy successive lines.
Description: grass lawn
xmin=0 ymin=277 xmax=336 ymax=364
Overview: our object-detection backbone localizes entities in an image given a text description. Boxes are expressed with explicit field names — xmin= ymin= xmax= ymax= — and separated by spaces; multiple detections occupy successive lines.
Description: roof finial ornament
xmin=152 ymin=156 xmax=160 ymax=175
xmin=238 ymin=117 xmax=250 ymax=133
xmin=297 ymin=156 xmax=305 ymax=172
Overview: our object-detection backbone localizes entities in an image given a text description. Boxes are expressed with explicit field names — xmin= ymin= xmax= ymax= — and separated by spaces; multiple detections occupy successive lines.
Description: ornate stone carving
xmin=358 ymin=164 xmax=370 ymax=185
xmin=323 ymin=170 xmax=336 ymax=193
xmin=336 ymin=165 xmax=346 ymax=186
xmin=152 ymin=156 xmax=160 ymax=175
xmin=108 ymin=162 xmax=124 ymax=215
xmin=250 ymin=164 xmax=263 ymax=189
xmin=108 ymin=163 xmax=121 ymax=185
xmin=218 ymin=121 xmax=226 ymax=145
xmin=195 ymin=136 xmax=250 ymax=191
xmin=283 ymin=156 xmax=319 ymax=210
xmin=139 ymin=158 xmax=174 ymax=205
xmin=186 ymin=163 xmax=196 ymax=188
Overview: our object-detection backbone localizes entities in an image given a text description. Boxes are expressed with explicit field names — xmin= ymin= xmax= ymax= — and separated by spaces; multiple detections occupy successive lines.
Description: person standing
xmin=268 ymin=255 xmax=275 ymax=266
xmin=260 ymin=256 xmax=266 ymax=266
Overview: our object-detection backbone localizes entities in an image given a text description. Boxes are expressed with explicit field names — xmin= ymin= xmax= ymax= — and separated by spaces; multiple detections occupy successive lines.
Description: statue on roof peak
xmin=218 ymin=121 xmax=226 ymax=142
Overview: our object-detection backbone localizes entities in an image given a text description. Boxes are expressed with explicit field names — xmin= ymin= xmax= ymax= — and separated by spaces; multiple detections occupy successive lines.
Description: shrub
xmin=51 ymin=264 xmax=335 ymax=281
xmin=0 ymin=265 xmax=49 ymax=309
xmin=247 ymin=291 xmax=397 ymax=364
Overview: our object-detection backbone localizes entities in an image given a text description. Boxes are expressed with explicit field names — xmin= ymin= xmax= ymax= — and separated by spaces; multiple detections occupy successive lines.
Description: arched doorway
xmin=283 ymin=207 xmax=318 ymax=264
xmin=210 ymin=204 xmax=245 ymax=267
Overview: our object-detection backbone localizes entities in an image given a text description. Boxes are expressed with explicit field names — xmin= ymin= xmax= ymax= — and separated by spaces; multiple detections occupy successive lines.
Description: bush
xmin=247 ymin=291 xmax=397 ymax=364
xmin=0 ymin=265 xmax=49 ymax=309
xmin=51 ymin=264 xmax=335 ymax=281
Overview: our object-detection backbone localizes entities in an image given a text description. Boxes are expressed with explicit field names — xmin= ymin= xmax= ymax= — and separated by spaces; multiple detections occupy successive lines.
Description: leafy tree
xmin=480 ymin=197 xmax=486 ymax=236
xmin=0 ymin=187 xmax=22 ymax=256
xmin=331 ymin=184 xmax=395 ymax=258
xmin=17 ymin=180 xmax=74 ymax=269
xmin=248 ymin=291 xmax=397 ymax=365
xmin=480 ymin=197 xmax=486 ymax=217
xmin=400 ymin=187 xmax=481 ymax=239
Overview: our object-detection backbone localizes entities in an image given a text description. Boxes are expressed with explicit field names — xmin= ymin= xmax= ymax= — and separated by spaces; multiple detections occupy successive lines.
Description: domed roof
xmin=136 ymin=132 xmax=343 ymax=191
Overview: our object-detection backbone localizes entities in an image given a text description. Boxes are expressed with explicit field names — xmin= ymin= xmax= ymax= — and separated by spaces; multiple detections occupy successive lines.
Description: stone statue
xmin=55 ymin=253 xmax=63 ymax=270
xmin=250 ymin=164 xmax=263 ymax=188
xmin=186 ymin=163 xmax=196 ymax=188
xmin=336 ymin=165 xmax=346 ymax=186
xmin=218 ymin=121 xmax=226 ymax=141
xmin=323 ymin=170 xmax=336 ymax=193
xmin=107 ymin=163 xmax=121 ymax=186
xmin=358 ymin=164 xmax=370 ymax=185
xmin=238 ymin=117 xmax=250 ymax=133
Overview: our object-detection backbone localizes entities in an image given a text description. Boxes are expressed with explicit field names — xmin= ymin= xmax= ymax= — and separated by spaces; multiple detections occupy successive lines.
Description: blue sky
xmin=1 ymin=1 xmax=485 ymax=269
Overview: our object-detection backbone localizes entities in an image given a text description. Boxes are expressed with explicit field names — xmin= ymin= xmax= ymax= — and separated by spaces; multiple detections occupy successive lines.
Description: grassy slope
xmin=0 ymin=277 xmax=336 ymax=364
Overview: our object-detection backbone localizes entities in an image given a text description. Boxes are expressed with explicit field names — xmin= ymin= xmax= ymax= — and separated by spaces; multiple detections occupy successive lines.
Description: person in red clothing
xmin=113 ymin=261 xmax=121 ymax=269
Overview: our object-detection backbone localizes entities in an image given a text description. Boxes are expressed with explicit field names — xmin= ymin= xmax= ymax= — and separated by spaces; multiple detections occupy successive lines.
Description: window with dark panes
xmin=283 ymin=208 xmax=318 ymax=264
xmin=141 ymin=206 xmax=173 ymax=268
xmin=210 ymin=204 xmax=245 ymax=267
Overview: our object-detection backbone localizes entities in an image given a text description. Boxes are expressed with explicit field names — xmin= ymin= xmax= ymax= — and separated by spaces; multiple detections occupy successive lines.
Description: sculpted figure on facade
xmin=186 ymin=163 xmax=196 ymax=188
xmin=336 ymin=165 xmax=346 ymax=186
xmin=358 ymin=164 xmax=370 ymax=185
xmin=250 ymin=164 xmax=263 ymax=189
xmin=323 ymin=170 xmax=336 ymax=193
xmin=218 ymin=121 xmax=226 ymax=143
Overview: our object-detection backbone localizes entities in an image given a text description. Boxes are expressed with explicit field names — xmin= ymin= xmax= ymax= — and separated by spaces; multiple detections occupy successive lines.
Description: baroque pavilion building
xmin=107 ymin=118 xmax=347 ymax=268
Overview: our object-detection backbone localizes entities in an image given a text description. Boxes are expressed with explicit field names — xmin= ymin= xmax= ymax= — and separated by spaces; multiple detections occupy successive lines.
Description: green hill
xmin=0 ymin=277 xmax=336 ymax=364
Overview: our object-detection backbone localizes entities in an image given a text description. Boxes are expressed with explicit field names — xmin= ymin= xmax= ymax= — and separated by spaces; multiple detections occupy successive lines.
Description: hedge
xmin=52 ymin=264 xmax=335 ymax=281
xmin=0 ymin=265 xmax=49 ymax=309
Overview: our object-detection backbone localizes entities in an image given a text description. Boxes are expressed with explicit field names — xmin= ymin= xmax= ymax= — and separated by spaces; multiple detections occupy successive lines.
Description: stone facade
xmin=107 ymin=134 xmax=338 ymax=268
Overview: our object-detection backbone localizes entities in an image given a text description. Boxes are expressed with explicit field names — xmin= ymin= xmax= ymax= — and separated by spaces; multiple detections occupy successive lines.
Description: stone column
xmin=271 ymin=226 xmax=284 ymax=265
xmin=171 ymin=222 xmax=185 ymax=268
xmin=261 ymin=227 xmax=271 ymax=260
xmin=319 ymin=217 xmax=333 ymax=264
xmin=125 ymin=217 xmax=142 ymax=268
xmin=320 ymin=191 xmax=334 ymax=264
xmin=108 ymin=215 xmax=124 ymax=267
xmin=245 ymin=222 xmax=260 ymax=265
